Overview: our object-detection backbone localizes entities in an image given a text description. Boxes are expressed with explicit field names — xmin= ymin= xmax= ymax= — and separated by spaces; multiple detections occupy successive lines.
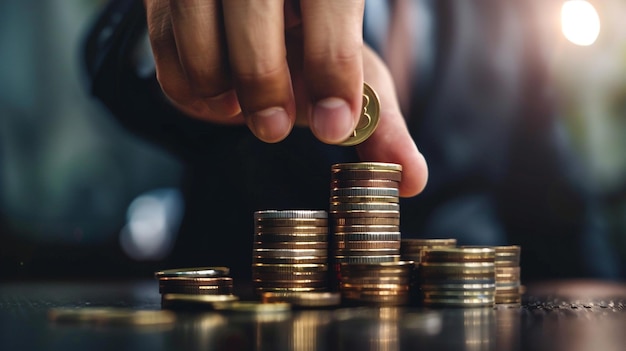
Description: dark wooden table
xmin=1 ymin=278 xmax=625 ymax=351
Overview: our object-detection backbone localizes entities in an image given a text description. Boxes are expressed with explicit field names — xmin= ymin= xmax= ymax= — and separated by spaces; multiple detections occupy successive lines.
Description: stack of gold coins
xmin=419 ymin=247 xmax=496 ymax=308
xmin=494 ymin=245 xmax=522 ymax=305
xmin=400 ymin=238 xmax=458 ymax=305
xmin=252 ymin=210 xmax=329 ymax=296
xmin=330 ymin=162 xmax=402 ymax=266
xmin=339 ymin=261 xmax=414 ymax=306
xmin=155 ymin=267 xmax=238 ymax=309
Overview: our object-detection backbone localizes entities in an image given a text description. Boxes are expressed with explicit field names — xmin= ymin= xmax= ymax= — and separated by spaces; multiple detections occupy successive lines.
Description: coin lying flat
xmin=154 ymin=266 xmax=230 ymax=278
xmin=331 ymin=162 xmax=402 ymax=172
xmin=339 ymin=83 xmax=381 ymax=146
xmin=254 ymin=210 xmax=328 ymax=220
xmin=260 ymin=291 xmax=341 ymax=308
xmin=48 ymin=307 xmax=176 ymax=326
xmin=161 ymin=293 xmax=240 ymax=310
xmin=212 ymin=301 xmax=292 ymax=313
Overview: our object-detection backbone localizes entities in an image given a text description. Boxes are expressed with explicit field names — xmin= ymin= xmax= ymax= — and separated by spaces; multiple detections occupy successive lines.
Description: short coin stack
xmin=252 ymin=210 xmax=329 ymax=296
xmin=400 ymin=238 xmax=458 ymax=305
xmin=330 ymin=162 xmax=406 ymax=305
xmin=400 ymin=238 xmax=458 ymax=264
xmin=418 ymin=247 xmax=496 ymax=308
xmin=494 ymin=245 xmax=522 ymax=305
xmin=339 ymin=260 xmax=414 ymax=306
xmin=155 ymin=267 xmax=239 ymax=309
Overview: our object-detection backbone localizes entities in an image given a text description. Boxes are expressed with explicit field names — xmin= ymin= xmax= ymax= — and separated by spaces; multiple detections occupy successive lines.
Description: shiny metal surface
xmin=1 ymin=279 xmax=625 ymax=351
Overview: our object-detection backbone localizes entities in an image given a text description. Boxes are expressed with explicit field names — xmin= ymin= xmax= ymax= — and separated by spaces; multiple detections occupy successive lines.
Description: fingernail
xmin=250 ymin=107 xmax=292 ymax=142
xmin=312 ymin=98 xmax=354 ymax=143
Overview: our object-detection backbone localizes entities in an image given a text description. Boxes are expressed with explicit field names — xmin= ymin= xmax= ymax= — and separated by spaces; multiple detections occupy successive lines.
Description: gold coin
xmin=255 ymin=218 xmax=329 ymax=227
xmin=330 ymin=169 xmax=402 ymax=182
xmin=48 ymin=307 xmax=176 ymax=326
xmin=330 ymin=179 xmax=400 ymax=189
xmin=260 ymin=291 xmax=341 ymax=307
xmin=401 ymin=238 xmax=458 ymax=247
xmin=161 ymin=293 xmax=239 ymax=304
xmin=255 ymin=225 xmax=329 ymax=234
xmin=422 ymin=297 xmax=494 ymax=308
xmin=341 ymin=276 xmax=411 ymax=285
xmin=338 ymin=83 xmax=381 ymax=146
xmin=331 ymin=161 xmax=402 ymax=172
xmin=252 ymin=263 xmax=328 ymax=273
xmin=334 ymin=216 xmax=400 ymax=226
xmin=421 ymin=247 xmax=495 ymax=263
xmin=212 ymin=301 xmax=292 ymax=313
xmin=330 ymin=195 xmax=399 ymax=204
xmin=254 ymin=241 xmax=328 ymax=250
xmin=336 ymin=240 xmax=401 ymax=250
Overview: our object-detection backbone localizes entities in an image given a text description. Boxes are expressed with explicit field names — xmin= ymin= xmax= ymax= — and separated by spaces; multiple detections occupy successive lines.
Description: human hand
xmin=144 ymin=0 xmax=427 ymax=197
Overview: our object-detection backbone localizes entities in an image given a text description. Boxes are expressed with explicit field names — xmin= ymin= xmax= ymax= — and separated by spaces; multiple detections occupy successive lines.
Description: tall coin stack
xmin=329 ymin=162 xmax=406 ymax=305
xmin=494 ymin=245 xmax=522 ymax=305
xmin=252 ymin=210 xmax=329 ymax=296
xmin=419 ymin=247 xmax=496 ymax=307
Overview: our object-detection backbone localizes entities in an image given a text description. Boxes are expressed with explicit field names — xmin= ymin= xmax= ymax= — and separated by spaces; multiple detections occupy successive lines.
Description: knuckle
xmin=232 ymin=59 xmax=287 ymax=86
xmin=182 ymin=61 xmax=230 ymax=96
xmin=306 ymin=41 xmax=362 ymax=70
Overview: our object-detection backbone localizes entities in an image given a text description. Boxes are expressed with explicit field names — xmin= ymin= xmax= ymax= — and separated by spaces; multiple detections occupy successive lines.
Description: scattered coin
xmin=212 ymin=301 xmax=292 ymax=313
xmin=155 ymin=266 xmax=230 ymax=278
xmin=48 ymin=307 xmax=176 ymax=326
xmin=260 ymin=291 xmax=341 ymax=308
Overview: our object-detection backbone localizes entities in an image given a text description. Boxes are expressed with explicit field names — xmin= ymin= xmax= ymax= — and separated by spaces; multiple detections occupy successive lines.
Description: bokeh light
xmin=119 ymin=188 xmax=184 ymax=261
xmin=561 ymin=0 xmax=601 ymax=46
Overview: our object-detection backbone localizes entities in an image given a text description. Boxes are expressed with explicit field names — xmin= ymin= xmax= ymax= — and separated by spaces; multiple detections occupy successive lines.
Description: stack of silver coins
xmin=155 ymin=267 xmax=239 ymax=308
xmin=494 ymin=245 xmax=522 ymax=305
xmin=329 ymin=162 xmax=405 ymax=305
xmin=400 ymin=238 xmax=458 ymax=305
xmin=419 ymin=247 xmax=496 ymax=307
xmin=252 ymin=210 xmax=329 ymax=296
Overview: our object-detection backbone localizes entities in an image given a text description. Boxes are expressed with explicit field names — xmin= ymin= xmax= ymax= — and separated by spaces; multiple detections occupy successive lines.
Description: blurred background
xmin=0 ymin=0 xmax=625 ymax=280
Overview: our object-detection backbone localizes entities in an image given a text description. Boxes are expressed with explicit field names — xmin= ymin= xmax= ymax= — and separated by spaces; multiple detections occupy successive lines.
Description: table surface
xmin=1 ymin=278 xmax=625 ymax=351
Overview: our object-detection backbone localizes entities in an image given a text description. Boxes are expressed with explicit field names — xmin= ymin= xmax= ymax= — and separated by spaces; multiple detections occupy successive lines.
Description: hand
xmin=144 ymin=0 xmax=427 ymax=197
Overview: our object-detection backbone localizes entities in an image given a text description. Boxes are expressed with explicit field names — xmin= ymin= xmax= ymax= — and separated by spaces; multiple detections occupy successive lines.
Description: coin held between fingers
xmin=339 ymin=82 xmax=380 ymax=146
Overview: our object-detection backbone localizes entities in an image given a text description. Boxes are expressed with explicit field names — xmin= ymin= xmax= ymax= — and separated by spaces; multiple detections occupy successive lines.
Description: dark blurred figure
xmin=82 ymin=0 xmax=622 ymax=282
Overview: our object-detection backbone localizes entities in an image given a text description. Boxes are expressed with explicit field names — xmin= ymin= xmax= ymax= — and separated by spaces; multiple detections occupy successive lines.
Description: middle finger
xmin=222 ymin=0 xmax=296 ymax=143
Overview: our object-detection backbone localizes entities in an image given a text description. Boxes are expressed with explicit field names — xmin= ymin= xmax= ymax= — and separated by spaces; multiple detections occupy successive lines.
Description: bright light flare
xmin=561 ymin=0 xmax=601 ymax=46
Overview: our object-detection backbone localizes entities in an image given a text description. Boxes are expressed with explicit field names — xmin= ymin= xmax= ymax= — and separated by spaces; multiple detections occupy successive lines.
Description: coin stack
xmin=400 ymin=238 xmax=458 ymax=305
xmin=155 ymin=267 xmax=239 ymax=309
xmin=339 ymin=261 xmax=414 ymax=306
xmin=494 ymin=245 xmax=522 ymax=305
xmin=400 ymin=238 xmax=458 ymax=264
xmin=252 ymin=210 xmax=329 ymax=296
xmin=329 ymin=162 xmax=405 ymax=305
xmin=418 ymin=247 xmax=496 ymax=308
